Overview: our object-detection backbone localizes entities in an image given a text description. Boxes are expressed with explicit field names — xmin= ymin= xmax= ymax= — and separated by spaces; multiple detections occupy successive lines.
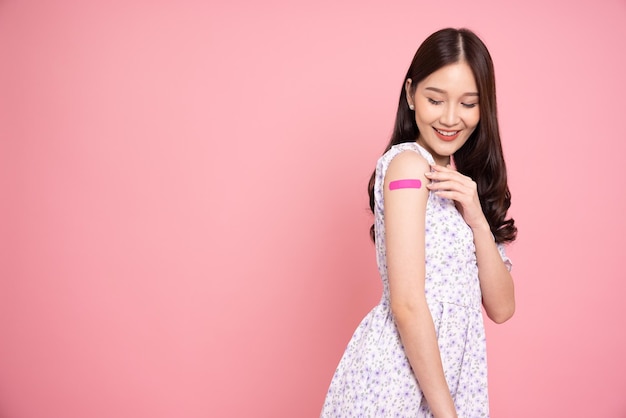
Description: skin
xmin=385 ymin=61 xmax=515 ymax=418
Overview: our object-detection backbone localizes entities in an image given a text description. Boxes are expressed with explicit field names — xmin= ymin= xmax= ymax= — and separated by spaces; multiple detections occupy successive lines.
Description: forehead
xmin=419 ymin=62 xmax=478 ymax=93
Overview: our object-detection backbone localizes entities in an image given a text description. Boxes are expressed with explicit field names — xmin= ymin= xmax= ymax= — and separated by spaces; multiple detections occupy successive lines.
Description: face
xmin=406 ymin=61 xmax=480 ymax=166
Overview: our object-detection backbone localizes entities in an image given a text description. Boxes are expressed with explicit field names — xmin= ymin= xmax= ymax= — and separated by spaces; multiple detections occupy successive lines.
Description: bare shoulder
xmin=385 ymin=150 xmax=431 ymax=186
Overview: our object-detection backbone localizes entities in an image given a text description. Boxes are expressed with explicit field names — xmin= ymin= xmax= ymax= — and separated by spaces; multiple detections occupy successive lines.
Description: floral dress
xmin=321 ymin=142 xmax=511 ymax=417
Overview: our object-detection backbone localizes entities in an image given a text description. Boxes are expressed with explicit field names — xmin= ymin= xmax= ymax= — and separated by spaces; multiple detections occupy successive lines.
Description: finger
xmin=427 ymin=180 xmax=472 ymax=194
xmin=431 ymin=189 xmax=478 ymax=208
xmin=429 ymin=164 xmax=456 ymax=173
xmin=425 ymin=169 xmax=469 ymax=184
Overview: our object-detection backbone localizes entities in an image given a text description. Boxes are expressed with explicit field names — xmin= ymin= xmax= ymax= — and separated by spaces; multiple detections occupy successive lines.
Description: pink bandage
xmin=389 ymin=179 xmax=422 ymax=190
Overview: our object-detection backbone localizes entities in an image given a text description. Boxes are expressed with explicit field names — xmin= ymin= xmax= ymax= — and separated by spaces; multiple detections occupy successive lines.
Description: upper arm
xmin=383 ymin=151 xmax=431 ymax=311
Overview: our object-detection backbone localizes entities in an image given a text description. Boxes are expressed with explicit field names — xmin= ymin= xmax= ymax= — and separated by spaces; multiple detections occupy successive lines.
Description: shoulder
xmin=385 ymin=149 xmax=431 ymax=182
xmin=382 ymin=150 xmax=429 ymax=232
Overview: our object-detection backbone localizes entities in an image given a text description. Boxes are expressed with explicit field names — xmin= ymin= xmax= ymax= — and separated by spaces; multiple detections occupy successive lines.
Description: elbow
xmin=390 ymin=301 xmax=424 ymax=326
xmin=391 ymin=304 xmax=413 ymax=324
xmin=488 ymin=303 xmax=515 ymax=324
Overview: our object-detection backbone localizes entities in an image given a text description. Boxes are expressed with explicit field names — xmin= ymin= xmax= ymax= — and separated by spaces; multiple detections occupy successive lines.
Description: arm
xmin=470 ymin=222 xmax=515 ymax=323
xmin=425 ymin=164 xmax=515 ymax=324
xmin=384 ymin=152 xmax=458 ymax=418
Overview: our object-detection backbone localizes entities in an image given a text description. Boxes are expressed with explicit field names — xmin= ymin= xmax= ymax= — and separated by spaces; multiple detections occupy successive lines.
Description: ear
xmin=405 ymin=78 xmax=414 ymax=109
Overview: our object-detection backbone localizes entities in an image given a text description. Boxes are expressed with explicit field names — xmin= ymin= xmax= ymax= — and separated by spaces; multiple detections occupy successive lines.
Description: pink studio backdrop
xmin=1 ymin=1 xmax=625 ymax=417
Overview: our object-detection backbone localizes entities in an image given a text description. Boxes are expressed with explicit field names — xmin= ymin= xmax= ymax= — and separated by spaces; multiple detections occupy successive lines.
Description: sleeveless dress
xmin=321 ymin=142 xmax=511 ymax=418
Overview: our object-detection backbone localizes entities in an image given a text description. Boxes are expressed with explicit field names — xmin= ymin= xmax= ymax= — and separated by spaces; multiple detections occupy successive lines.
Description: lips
xmin=433 ymin=127 xmax=460 ymax=141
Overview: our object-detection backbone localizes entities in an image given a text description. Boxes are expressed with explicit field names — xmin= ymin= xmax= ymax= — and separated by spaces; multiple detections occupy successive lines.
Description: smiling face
xmin=406 ymin=61 xmax=480 ymax=166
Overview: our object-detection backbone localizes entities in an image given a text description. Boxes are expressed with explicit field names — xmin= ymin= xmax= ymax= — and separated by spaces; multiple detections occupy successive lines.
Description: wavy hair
xmin=368 ymin=28 xmax=517 ymax=244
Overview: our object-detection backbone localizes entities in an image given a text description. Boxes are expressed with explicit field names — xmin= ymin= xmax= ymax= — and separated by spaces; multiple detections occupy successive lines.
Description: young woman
xmin=321 ymin=28 xmax=517 ymax=418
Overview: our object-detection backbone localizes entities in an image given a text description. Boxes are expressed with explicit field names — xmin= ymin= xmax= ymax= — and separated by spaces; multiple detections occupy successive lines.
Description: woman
xmin=321 ymin=28 xmax=517 ymax=418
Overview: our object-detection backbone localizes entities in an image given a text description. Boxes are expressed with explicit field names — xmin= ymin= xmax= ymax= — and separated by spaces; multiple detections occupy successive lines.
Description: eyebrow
xmin=425 ymin=87 xmax=479 ymax=97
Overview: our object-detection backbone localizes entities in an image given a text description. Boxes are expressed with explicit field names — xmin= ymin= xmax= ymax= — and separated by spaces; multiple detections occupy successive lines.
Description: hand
xmin=424 ymin=163 xmax=488 ymax=230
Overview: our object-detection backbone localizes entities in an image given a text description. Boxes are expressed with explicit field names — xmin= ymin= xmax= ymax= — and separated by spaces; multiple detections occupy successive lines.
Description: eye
xmin=462 ymin=103 xmax=478 ymax=109
xmin=427 ymin=98 xmax=443 ymax=105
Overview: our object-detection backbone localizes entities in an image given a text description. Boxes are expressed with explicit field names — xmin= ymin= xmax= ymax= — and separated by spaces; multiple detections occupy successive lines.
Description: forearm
xmin=393 ymin=304 xmax=457 ymax=418
xmin=471 ymin=221 xmax=515 ymax=323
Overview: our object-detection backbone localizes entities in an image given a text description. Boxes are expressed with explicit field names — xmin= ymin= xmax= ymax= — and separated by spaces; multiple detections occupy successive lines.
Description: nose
xmin=440 ymin=103 xmax=460 ymax=127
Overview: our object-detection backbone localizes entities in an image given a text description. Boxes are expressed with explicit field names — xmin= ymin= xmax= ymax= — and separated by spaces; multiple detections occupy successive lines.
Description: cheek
xmin=415 ymin=105 xmax=438 ymax=125
xmin=467 ymin=110 xmax=480 ymax=129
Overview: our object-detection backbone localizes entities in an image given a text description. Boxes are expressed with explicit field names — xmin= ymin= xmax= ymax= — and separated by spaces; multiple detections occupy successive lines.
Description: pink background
xmin=1 ymin=1 xmax=625 ymax=417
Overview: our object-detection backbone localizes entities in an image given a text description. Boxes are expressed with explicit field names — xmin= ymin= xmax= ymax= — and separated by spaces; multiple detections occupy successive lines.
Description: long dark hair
xmin=368 ymin=28 xmax=517 ymax=244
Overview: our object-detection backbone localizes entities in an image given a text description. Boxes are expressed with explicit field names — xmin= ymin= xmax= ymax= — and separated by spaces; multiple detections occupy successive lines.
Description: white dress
xmin=321 ymin=142 xmax=511 ymax=417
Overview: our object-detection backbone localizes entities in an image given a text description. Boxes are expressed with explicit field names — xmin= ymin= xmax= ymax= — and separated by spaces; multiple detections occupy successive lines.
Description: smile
xmin=433 ymin=128 xmax=460 ymax=141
